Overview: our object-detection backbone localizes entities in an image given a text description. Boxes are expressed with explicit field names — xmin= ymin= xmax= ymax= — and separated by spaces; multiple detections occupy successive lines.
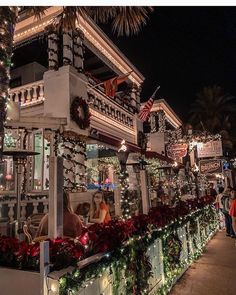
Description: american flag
xmin=138 ymin=86 xmax=160 ymax=121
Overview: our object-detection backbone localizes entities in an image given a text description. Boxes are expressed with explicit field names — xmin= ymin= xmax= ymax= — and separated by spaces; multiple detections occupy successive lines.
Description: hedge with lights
xmin=0 ymin=196 xmax=217 ymax=295
xmin=59 ymin=196 xmax=217 ymax=295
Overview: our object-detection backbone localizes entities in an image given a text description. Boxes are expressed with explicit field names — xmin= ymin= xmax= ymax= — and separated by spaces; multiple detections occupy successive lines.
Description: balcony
xmin=9 ymin=80 xmax=45 ymax=107
xmin=8 ymin=76 xmax=136 ymax=143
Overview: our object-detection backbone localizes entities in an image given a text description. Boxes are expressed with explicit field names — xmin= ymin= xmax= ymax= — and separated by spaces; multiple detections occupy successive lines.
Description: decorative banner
xmin=199 ymin=159 xmax=222 ymax=174
xmin=167 ymin=143 xmax=188 ymax=159
xmin=197 ymin=140 xmax=222 ymax=158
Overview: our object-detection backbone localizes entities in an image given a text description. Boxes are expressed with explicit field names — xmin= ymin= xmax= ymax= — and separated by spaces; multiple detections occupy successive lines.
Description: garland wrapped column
xmin=73 ymin=29 xmax=84 ymax=73
xmin=0 ymin=7 xmax=17 ymax=152
xmin=136 ymin=86 xmax=141 ymax=113
xmin=150 ymin=112 xmax=158 ymax=133
xmin=157 ymin=109 xmax=166 ymax=133
xmin=47 ymin=26 xmax=58 ymax=70
xmin=60 ymin=132 xmax=86 ymax=192
xmin=63 ymin=30 xmax=73 ymax=66
xmin=130 ymin=85 xmax=137 ymax=109
xmin=117 ymin=140 xmax=131 ymax=219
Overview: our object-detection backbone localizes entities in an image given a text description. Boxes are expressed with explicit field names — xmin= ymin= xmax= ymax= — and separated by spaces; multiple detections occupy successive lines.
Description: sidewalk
xmin=169 ymin=231 xmax=236 ymax=295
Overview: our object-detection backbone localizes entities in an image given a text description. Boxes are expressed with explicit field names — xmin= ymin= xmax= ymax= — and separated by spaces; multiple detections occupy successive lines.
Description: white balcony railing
xmin=9 ymin=80 xmax=45 ymax=107
xmin=87 ymin=80 xmax=135 ymax=129
xmin=8 ymin=78 xmax=135 ymax=130
xmin=0 ymin=195 xmax=48 ymax=223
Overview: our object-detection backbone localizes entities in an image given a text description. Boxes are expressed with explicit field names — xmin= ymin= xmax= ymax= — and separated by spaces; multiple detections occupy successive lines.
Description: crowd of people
xmin=215 ymin=186 xmax=236 ymax=240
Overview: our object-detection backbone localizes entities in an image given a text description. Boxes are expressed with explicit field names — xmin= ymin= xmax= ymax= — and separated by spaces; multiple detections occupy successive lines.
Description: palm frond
xmin=26 ymin=7 xmax=47 ymax=19
xmin=88 ymin=6 xmax=153 ymax=36
xmin=189 ymin=85 xmax=236 ymax=134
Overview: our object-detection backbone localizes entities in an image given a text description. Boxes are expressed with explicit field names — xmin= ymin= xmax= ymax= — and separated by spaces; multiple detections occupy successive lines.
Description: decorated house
xmin=0 ymin=7 xmax=151 ymax=232
xmin=0 ymin=7 xmax=219 ymax=295
xmin=143 ymin=99 xmax=184 ymax=205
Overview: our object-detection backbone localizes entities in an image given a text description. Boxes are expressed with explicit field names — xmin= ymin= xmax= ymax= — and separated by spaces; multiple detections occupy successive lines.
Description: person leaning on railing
xmin=36 ymin=191 xmax=83 ymax=238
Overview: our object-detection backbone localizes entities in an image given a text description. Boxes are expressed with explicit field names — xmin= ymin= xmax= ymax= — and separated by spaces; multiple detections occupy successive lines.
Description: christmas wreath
xmin=165 ymin=233 xmax=182 ymax=269
xmin=70 ymin=96 xmax=91 ymax=129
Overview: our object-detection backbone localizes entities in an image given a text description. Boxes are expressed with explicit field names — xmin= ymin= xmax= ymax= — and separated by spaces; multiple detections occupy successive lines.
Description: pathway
xmin=169 ymin=231 xmax=236 ymax=295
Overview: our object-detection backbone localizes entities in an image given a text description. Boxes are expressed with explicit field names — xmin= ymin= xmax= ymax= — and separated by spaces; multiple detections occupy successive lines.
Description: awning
xmin=89 ymin=131 xmax=141 ymax=153
xmin=145 ymin=151 xmax=174 ymax=163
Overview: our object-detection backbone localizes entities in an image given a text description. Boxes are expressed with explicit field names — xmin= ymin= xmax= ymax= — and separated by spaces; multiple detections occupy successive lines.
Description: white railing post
xmin=33 ymin=201 xmax=39 ymax=214
xmin=32 ymin=85 xmax=38 ymax=101
xmin=14 ymin=91 xmax=19 ymax=103
xmin=40 ymin=240 xmax=50 ymax=295
xmin=20 ymin=202 xmax=27 ymax=221
xmin=48 ymin=156 xmax=63 ymax=239
xmin=20 ymin=89 xmax=25 ymax=104
xmin=26 ymin=87 xmax=32 ymax=102
xmin=8 ymin=202 xmax=15 ymax=222
xmin=39 ymin=83 xmax=44 ymax=100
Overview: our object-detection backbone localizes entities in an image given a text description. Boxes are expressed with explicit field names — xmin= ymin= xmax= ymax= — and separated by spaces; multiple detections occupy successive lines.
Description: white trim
xmin=90 ymin=109 xmax=135 ymax=135
xmin=14 ymin=7 xmax=144 ymax=86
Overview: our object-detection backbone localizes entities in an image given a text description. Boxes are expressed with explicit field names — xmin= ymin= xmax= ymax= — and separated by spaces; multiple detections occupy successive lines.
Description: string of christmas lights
xmin=0 ymin=7 xmax=18 ymax=152
xmin=60 ymin=134 xmax=87 ymax=192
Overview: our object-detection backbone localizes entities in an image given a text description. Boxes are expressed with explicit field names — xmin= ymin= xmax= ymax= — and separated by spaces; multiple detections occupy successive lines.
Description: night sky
xmin=102 ymin=7 xmax=236 ymax=122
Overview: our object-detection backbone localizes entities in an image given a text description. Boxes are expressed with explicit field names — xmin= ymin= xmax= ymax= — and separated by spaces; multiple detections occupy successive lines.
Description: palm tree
xmin=189 ymin=85 xmax=236 ymax=133
xmin=189 ymin=85 xmax=236 ymax=155
xmin=0 ymin=6 xmax=153 ymax=151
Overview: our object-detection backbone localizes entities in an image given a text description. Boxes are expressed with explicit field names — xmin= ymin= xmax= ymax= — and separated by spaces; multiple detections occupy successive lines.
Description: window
xmin=86 ymin=144 xmax=117 ymax=191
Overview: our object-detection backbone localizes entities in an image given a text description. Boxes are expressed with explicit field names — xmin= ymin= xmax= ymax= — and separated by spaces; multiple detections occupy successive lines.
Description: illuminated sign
xmin=197 ymin=140 xmax=222 ymax=158
xmin=167 ymin=143 xmax=188 ymax=159
xmin=199 ymin=159 xmax=222 ymax=174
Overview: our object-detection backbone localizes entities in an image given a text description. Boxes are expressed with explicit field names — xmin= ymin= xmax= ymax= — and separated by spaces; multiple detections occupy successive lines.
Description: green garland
xmin=163 ymin=233 xmax=182 ymax=273
xmin=59 ymin=205 xmax=218 ymax=295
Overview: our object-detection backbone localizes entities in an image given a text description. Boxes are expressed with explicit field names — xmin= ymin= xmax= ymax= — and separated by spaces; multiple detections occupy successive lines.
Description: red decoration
xmin=0 ymin=196 xmax=214 ymax=271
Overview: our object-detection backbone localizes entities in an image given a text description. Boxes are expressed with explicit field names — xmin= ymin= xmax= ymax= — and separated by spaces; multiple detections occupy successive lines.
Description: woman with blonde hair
xmin=89 ymin=191 xmax=111 ymax=224
xmin=37 ymin=191 xmax=83 ymax=238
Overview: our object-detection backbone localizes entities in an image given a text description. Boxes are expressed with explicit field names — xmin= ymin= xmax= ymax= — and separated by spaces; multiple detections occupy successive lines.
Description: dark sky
xmin=102 ymin=7 xmax=236 ymax=122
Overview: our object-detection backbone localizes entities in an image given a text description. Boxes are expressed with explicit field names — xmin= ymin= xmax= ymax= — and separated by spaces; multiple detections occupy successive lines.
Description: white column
xmin=48 ymin=31 xmax=58 ymax=70
xmin=73 ymin=29 xmax=84 ymax=72
xmin=48 ymin=156 xmax=63 ymax=239
xmin=40 ymin=241 xmax=50 ymax=295
xmin=150 ymin=112 xmax=157 ymax=133
xmin=130 ymin=86 xmax=137 ymax=108
xmin=63 ymin=30 xmax=73 ymax=66
xmin=140 ymin=169 xmax=150 ymax=214
xmin=157 ymin=110 xmax=166 ymax=132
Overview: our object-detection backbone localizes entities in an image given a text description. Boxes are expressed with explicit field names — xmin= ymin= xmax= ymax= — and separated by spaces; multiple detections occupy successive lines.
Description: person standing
xmin=229 ymin=187 xmax=236 ymax=238
xmin=221 ymin=187 xmax=235 ymax=238
xmin=215 ymin=187 xmax=225 ymax=229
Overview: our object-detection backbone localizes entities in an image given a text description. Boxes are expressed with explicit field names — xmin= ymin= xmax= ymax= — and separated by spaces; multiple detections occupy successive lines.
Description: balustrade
xmin=88 ymin=87 xmax=134 ymax=129
xmin=0 ymin=196 xmax=49 ymax=230
xmin=9 ymin=80 xmax=44 ymax=106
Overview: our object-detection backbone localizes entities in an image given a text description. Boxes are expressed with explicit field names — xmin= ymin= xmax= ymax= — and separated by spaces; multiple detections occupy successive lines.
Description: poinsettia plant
xmin=0 ymin=195 xmax=214 ymax=271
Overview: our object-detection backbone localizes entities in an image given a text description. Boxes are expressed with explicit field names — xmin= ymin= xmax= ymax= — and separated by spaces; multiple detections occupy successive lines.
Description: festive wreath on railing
xmin=165 ymin=233 xmax=182 ymax=269
xmin=70 ymin=96 xmax=91 ymax=129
